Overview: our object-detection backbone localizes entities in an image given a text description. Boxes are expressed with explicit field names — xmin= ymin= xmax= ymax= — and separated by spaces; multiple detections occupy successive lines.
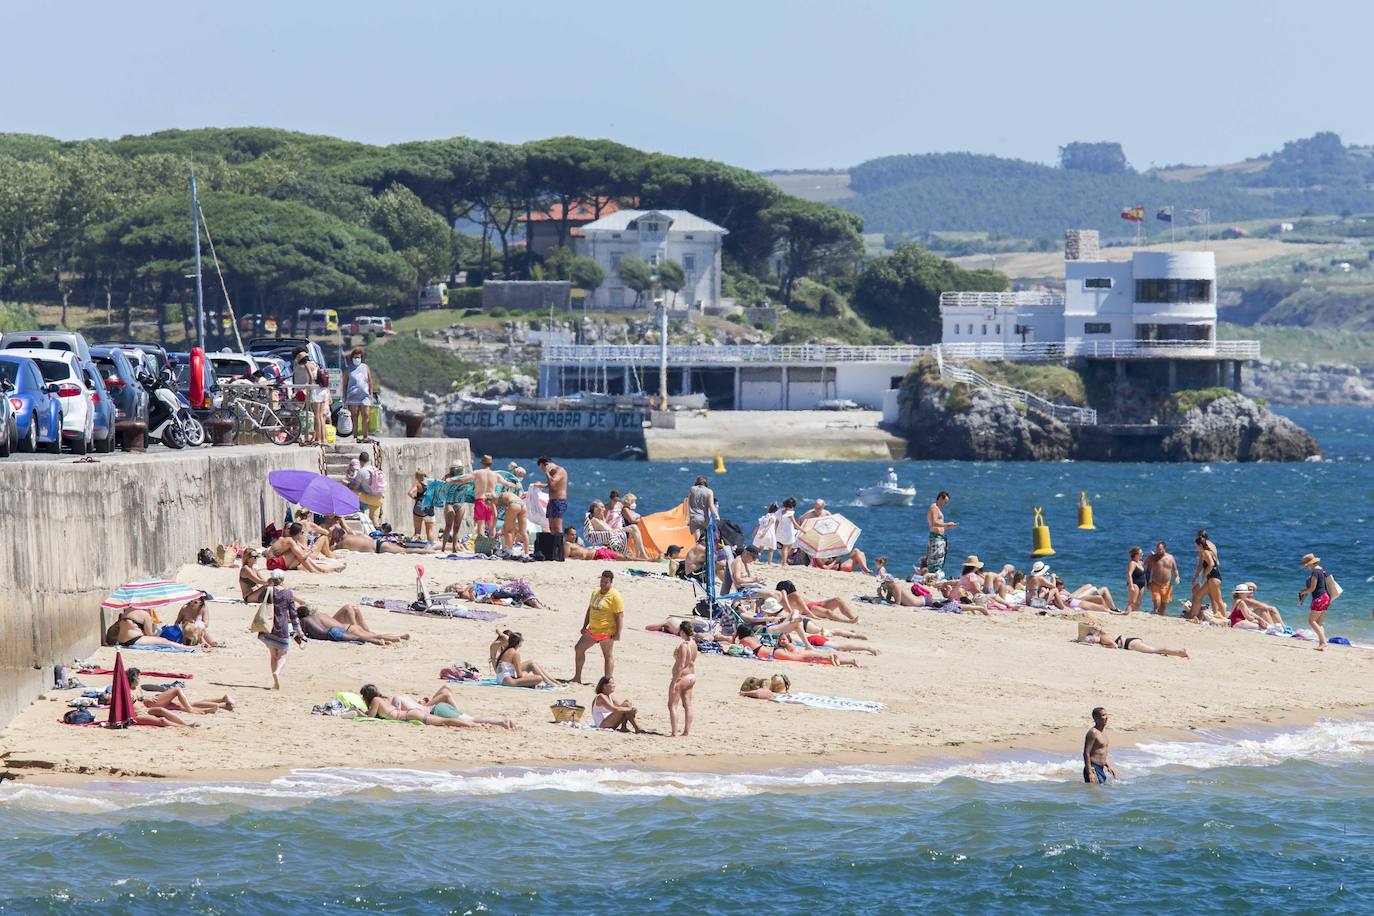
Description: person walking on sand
xmin=1298 ymin=552 xmax=1336 ymax=651
xmin=1125 ymin=547 xmax=1147 ymax=614
xmin=573 ymin=570 xmax=625 ymax=684
xmin=1147 ymin=541 xmax=1180 ymax=615
xmin=1190 ymin=531 xmax=1223 ymax=621
xmin=926 ymin=491 xmax=956 ymax=575
xmin=752 ymin=503 xmax=779 ymax=565
xmin=774 ymin=497 xmax=798 ymax=563
xmin=534 ymin=456 xmax=569 ymax=533
xmin=342 ymin=346 xmax=377 ymax=444
xmin=668 ymin=620 xmax=697 ymax=737
xmin=1083 ymin=707 xmax=1116 ymax=785
xmin=258 ymin=574 xmax=306 ymax=690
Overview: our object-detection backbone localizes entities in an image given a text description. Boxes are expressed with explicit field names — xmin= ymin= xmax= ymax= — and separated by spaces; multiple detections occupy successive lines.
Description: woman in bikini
xmin=592 ymin=676 xmax=644 ymax=733
xmin=668 ymin=620 xmax=697 ymax=737
xmin=1126 ymin=547 xmax=1147 ymax=614
xmin=1191 ymin=531 xmax=1224 ymax=621
xmin=492 ymin=632 xmax=561 ymax=688
xmin=1078 ymin=628 xmax=1189 ymax=658
xmin=239 ymin=549 xmax=271 ymax=602
xmin=359 ymin=684 xmax=512 ymax=728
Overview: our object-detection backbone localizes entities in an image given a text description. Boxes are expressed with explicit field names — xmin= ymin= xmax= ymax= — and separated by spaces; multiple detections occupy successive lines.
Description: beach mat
xmin=774 ymin=693 xmax=886 ymax=712
xmin=447 ymin=676 xmax=564 ymax=691
xmin=123 ymin=644 xmax=198 ymax=653
xmin=375 ymin=599 xmax=505 ymax=622
xmin=78 ymin=668 xmax=193 ymax=680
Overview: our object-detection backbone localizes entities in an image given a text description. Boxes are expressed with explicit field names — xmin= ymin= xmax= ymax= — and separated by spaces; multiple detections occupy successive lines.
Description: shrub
xmin=366 ymin=337 xmax=480 ymax=398
xmin=487 ymin=305 xmax=507 ymax=317
xmin=725 ymin=313 xmax=746 ymax=325
xmin=446 ymin=286 xmax=482 ymax=310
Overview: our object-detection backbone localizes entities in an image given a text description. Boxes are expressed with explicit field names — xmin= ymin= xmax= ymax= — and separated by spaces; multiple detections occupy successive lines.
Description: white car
xmin=209 ymin=351 xmax=261 ymax=382
xmin=3 ymin=348 xmax=94 ymax=453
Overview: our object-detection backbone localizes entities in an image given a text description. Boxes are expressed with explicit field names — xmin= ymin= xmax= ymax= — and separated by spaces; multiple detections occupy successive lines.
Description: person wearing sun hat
xmin=1231 ymin=581 xmax=1285 ymax=630
xmin=957 ymin=555 xmax=986 ymax=599
xmin=1298 ymin=553 xmax=1337 ymax=651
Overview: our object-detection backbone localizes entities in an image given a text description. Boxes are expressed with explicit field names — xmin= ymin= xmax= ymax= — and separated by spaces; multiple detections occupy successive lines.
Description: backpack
xmin=364 ymin=466 xmax=387 ymax=496
xmin=64 ymin=707 xmax=95 ymax=725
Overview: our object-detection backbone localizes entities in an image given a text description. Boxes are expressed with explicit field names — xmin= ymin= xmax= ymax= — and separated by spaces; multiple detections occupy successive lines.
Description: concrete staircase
xmin=935 ymin=348 xmax=1098 ymax=426
xmin=319 ymin=441 xmax=380 ymax=481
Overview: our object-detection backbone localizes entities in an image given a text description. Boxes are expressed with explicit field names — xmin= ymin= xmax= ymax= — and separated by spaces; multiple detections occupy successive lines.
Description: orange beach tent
xmin=636 ymin=500 xmax=696 ymax=560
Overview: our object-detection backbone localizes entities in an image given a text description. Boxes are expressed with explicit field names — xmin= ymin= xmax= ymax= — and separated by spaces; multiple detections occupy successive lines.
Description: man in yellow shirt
xmin=572 ymin=570 xmax=624 ymax=684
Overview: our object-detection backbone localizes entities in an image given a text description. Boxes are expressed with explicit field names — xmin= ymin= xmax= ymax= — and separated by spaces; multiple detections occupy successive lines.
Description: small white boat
xmin=855 ymin=483 xmax=916 ymax=507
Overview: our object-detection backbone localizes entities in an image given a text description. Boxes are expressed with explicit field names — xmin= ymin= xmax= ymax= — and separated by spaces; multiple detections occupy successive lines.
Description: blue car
xmin=0 ymin=354 xmax=62 ymax=452
xmin=76 ymin=360 xmax=117 ymax=453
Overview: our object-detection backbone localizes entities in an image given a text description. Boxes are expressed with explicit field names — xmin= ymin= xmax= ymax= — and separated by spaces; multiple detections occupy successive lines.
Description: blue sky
xmin=6 ymin=0 xmax=1367 ymax=170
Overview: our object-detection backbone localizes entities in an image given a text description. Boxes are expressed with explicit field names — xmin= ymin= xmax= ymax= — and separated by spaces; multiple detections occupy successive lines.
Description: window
xmin=683 ymin=254 xmax=696 ymax=272
xmin=1083 ymin=277 xmax=1113 ymax=290
xmin=1134 ymin=278 xmax=1212 ymax=303
xmin=967 ymin=323 xmax=973 ymax=334
xmin=1084 ymin=322 xmax=1112 ymax=334
xmin=953 ymin=324 xmax=960 ymax=335
xmin=611 ymin=233 xmax=621 ymax=239
xmin=609 ymin=288 xmax=625 ymax=308
xmin=610 ymin=254 xmax=622 ymax=271
xmin=684 ymin=234 xmax=695 ymax=240
xmin=995 ymin=324 xmax=1001 ymax=335
xmin=981 ymin=324 xmax=987 ymax=335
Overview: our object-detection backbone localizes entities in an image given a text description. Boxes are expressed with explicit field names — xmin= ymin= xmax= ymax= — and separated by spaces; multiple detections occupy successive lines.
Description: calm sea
xmin=2 ymin=405 xmax=1371 ymax=913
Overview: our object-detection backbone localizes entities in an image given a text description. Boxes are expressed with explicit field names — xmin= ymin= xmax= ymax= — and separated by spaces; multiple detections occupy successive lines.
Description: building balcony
xmin=939 ymin=340 xmax=1260 ymax=361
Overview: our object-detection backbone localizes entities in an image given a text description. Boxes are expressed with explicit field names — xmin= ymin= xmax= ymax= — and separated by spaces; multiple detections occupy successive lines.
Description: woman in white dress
xmin=752 ymin=502 xmax=779 ymax=565
xmin=774 ymin=497 xmax=798 ymax=564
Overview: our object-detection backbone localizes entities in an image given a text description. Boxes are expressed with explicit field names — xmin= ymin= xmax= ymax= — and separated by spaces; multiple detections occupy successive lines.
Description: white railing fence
xmin=938 ymin=362 xmax=1099 ymax=426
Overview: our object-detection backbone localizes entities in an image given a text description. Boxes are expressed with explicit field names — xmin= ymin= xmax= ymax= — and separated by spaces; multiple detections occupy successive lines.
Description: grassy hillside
xmin=1219 ymin=323 xmax=1374 ymax=368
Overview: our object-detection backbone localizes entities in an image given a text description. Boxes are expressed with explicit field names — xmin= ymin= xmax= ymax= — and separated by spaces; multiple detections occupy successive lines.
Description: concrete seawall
xmin=0 ymin=438 xmax=470 ymax=727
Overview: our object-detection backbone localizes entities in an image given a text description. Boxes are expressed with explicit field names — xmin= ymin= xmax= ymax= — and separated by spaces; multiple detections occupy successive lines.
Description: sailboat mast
xmin=190 ymin=172 xmax=205 ymax=350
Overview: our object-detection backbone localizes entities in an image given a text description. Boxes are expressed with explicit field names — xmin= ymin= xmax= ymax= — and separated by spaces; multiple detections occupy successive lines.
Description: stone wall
xmin=0 ymin=438 xmax=470 ymax=727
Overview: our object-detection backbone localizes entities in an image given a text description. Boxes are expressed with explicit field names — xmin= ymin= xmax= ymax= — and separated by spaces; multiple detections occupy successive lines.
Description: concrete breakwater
xmin=0 ymin=438 xmax=470 ymax=728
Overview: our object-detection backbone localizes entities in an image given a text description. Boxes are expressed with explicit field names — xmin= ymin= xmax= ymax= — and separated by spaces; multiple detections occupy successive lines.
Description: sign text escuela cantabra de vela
xmin=443 ymin=409 xmax=644 ymax=435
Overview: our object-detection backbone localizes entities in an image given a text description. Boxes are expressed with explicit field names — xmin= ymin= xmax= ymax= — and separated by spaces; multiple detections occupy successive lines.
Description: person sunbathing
xmin=755 ymin=580 xmax=860 ymax=623
xmin=105 ymin=608 xmax=185 ymax=649
xmin=358 ymin=683 xmax=513 ymax=728
xmin=297 ymin=603 xmax=409 ymax=645
xmin=736 ymin=598 xmax=870 ymax=644
xmin=877 ymin=578 xmax=942 ymax=607
xmin=239 ymin=549 xmax=271 ymax=602
xmin=733 ymin=625 xmax=862 ymax=666
xmin=591 ymin=676 xmax=644 ymax=732
xmin=730 ymin=546 xmax=765 ymax=587
xmin=814 ymin=547 xmax=872 ymax=574
xmin=492 ymin=632 xmax=561 ymax=687
xmin=1230 ymin=583 xmax=1285 ymax=629
xmin=1077 ymin=628 xmax=1189 ymax=658
xmin=128 ymin=667 xmax=234 ymax=714
xmin=1047 ymin=577 xmax=1120 ymax=614
xmin=267 ymin=524 xmax=346 ymax=573
xmin=740 ymin=673 xmax=791 ymax=700
xmin=645 ymin=616 xmax=714 ymax=636
xmin=172 ymin=595 xmax=224 ymax=648
xmin=445 ymin=581 xmax=544 ymax=609
xmin=329 ymin=523 xmax=433 ymax=555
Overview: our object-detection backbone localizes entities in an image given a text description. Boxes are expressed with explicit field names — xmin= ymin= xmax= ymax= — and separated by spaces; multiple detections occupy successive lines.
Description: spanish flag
xmin=1121 ymin=206 xmax=1145 ymax=223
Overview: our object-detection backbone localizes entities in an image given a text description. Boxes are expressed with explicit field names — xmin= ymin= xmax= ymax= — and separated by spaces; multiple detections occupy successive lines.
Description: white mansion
xmin=576 ymin=209 xmax=727 ymax=310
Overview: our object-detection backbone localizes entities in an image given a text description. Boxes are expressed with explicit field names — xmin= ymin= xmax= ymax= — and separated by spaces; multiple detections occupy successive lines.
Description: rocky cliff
xmin=894 ymin=361 xmax=1321 ymax=462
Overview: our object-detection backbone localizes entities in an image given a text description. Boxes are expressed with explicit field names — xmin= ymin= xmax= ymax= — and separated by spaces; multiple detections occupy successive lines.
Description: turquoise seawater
xmin=2 ymin=406 xmax=1371 ymax=913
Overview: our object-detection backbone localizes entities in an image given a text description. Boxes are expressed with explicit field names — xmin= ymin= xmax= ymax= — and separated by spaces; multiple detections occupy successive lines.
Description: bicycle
xmin=218 ymin=384 xmax=307 ymax=446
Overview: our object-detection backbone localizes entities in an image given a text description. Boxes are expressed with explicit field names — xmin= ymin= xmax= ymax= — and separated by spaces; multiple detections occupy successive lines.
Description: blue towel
xmin=124 ymin=644 xmax=198 ymax=653
xmin=448 ymin=676 xmax=563 ymax=691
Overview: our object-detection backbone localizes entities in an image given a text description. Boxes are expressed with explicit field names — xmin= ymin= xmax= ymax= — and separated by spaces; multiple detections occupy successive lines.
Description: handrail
xmin=938 ymin=361 xmax=1098 ymax=426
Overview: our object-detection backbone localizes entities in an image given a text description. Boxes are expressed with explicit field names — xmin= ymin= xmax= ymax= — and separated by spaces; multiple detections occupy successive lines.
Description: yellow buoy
xmin=1077 ymin=490 xmax=1096 ymax=530
xmin=1031 ymin=506 xmax=1055 ymax=557
xmin=713 ymin=454 xmax=727 ymax=474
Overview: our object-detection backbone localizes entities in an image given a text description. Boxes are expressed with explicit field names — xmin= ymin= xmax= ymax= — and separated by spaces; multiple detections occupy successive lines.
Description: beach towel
xmin=773 ymin=693 xmax=886 ymax=713
xmin=78 ymin=668 xmax=193 ymax=679
xmin=625 ymin=568 xmax=679 ymax=581
xmin=447 ymin=676 xmax=564 ymax=691
xmin=123 ymin=644 xmax=198 ymax=653
xmin=376 ymin=599 xmax=505 ymax=621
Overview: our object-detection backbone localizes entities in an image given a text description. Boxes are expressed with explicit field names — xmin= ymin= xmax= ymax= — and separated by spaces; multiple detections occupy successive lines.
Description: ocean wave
xmin=4 ymin=718 xmax=1374 ymax=812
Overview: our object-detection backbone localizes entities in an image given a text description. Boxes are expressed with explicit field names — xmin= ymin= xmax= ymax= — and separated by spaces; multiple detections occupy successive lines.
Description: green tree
xmin=542 ymin=245 xmax=574 ymax=281
xmin=851 ymin=243 xmax=1006 ymax=343
xmin=368 ymin=183 xmax=449 ymax=301
xmin=569 ymin=255 xmax=604 ymax=292
xmin=759 ymin=198 xmax=863 ymax=305
xmin=655 ymin=258 xmax=685 ymax=308
xmin=1058 ymin=141 xmax=1133 ymax=174
xmin=617 ymin=255 xmax=652 ymax=306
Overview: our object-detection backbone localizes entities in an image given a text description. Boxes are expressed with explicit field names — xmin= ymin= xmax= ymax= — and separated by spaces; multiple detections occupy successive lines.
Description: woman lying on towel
xmin=358 ymin=683 xmax=513 ymax=728
xmin=128 ymin=667 xmax=234 ymax=715
xmin=734 ymin=600 xmax=877 ymax=652
xmin=1077 ymin=628 xmax=1190 ymax=659
xmin=740 ymin=674 xmax=791 ymax=700
xmin=732 ymin=624 xmax=862 ymax=667
xmin=445 ymin=580 xmax=544 ymax=609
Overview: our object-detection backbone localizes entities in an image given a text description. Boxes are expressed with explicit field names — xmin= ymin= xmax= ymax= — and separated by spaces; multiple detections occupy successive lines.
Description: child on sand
xmin=752 ymin=504 xmax=779 ymax=565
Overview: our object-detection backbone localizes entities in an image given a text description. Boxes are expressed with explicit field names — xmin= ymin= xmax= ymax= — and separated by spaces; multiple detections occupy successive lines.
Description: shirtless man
xmin=534 ymin=456 xmax=568 ymax=533
xmin=926 ymin=491 xmax=956 ymax=575
xmin=1146 ymin=541 xmax=1180 ymax=615
xmin=797 ymin=498 xmax=830 ymax=525
xmin=328 ymin=522 xmax=433 ymax=555
xmin=562 ymin=527 xmax=603 ymax=560
xmin=1083 ymin=707 xmax=1116 ymax=785
xmin=730 ymin=546 xmax=764 ymax=587
xmin=471 ymin=454 xmax=515 ymax=540
xmin=297 ymin=602 xmax=409 ymax=645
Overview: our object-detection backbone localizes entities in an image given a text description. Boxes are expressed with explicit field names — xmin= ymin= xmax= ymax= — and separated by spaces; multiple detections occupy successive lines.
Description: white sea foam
xmin=4 ymin=719 xmax=1373 ymax=811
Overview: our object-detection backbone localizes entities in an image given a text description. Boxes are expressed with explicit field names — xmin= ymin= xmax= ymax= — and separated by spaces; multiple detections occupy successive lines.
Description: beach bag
xmin=250 ymin=587 xmax=275 ymax=634
xmin=64 ymin=708 xmax=95 ymax=725
xmin=787 ymin=547 xmax=809 ymax=566
xmin=335 ymin=406 xmax=353 ymax=437
xmin=368 ymin=404 xmax=381 ymax=434
xmin=365 ymin=466 xmax=387 ymax=496
xmin=1325 ymin=573 xmax=1343 ymax=600
xmin=533 ymin=531 xmax=564 ymax=562
xmin=474 ymin=534 xmax=499 ymax=555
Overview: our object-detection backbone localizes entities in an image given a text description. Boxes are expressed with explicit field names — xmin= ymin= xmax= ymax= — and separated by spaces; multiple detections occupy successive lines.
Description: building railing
xmin=938 ymin=290 xmax=1065 ymax=309
xmin=541 ymin=344 xmax=931 ymax=364
xmin=936 ymin=351 xmax=1098 ymax=426
xmin=542 ymin=339 xmax=1260 ymax=365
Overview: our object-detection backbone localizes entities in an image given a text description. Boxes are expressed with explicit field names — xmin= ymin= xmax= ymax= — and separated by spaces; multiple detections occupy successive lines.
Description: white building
xmin=576 ymin=209 xmax=727 ymax=311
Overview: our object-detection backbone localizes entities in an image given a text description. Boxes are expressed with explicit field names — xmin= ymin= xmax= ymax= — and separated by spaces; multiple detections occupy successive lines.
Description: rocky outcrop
xmin=1160 ymin=394 xmax=1321 ymax=461
xmin=1245 ymin=358 xmax=1374 ymax=406
xmin=897 ymin=372 xmax=1073 ymax=461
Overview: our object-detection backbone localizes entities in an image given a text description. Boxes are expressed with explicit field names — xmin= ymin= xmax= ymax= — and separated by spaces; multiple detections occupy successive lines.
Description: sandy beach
xmin=4 ymin=553 xmax=1373 ymax=782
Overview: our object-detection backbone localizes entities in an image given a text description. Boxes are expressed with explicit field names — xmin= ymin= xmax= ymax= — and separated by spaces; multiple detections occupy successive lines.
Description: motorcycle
xmin=139 ymin=368 xmax=195 ymax=449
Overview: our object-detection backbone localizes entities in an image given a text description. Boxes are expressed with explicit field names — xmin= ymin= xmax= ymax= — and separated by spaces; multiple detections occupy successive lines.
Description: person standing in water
xmin=926 ymin=491 xmax=956 ymax=575
xmin=1298 ymin=552 xmax=1334 ymax=651
xmin=1083 ymin=707 xmax=1116 ymax=785
xmin=668 ymin=620 xmax=697 ymax=737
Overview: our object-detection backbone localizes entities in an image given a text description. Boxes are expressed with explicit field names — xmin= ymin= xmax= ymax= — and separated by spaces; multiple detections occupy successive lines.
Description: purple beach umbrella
xmin=268 ymin=469 xmax=360 ymax=516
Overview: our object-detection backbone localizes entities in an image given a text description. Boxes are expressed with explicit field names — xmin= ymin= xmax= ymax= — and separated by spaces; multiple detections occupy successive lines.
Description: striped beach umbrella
xmin=796 ymin=513 xmax=862 ymax=559
xmin=99 ymin=580 xmax=204 ymax=613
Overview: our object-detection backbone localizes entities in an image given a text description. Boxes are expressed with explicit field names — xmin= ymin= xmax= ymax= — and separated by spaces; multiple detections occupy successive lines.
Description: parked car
xmin=0 ymin=361 xmax=16 ymax=457
xmin=0 ymin=330 xmax=93 ymax=364
xmin=90 ymin=346 xmax=151 ymax=433
xmin=106 ymin=342 xmax=170 ymax=377
xmin=350 ymin=315 xmax=395 ymax=336
xmin=207 ymin=350 xmax=261 ymax=383
xmin=77 ymin=361 xmax=117 ymax=453
xmin=247 ymin=337 xmax=332 ymax=383
xmin=3 ymin=349 xmax=95 ymax=453
xmin=0 ymin=355 xmax=60 ymax=453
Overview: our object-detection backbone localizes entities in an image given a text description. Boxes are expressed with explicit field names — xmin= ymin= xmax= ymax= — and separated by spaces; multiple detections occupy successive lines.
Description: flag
xmin=1185 ymin=208 xmax=1209 ymax=224
xmin=1156 ymin=207 xmax=1173 ymax=223
xmin=1121 ymin=206 xmax=1145 ymax=223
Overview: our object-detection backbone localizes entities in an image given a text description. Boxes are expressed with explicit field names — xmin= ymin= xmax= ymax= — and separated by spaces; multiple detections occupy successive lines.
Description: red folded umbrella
xmin=107 ymin=651 xmax=136 ymax=728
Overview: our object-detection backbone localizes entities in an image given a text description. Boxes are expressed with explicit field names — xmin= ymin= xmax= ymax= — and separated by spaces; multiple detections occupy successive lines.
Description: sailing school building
xmin=536 ymin=344 xmax=924 ymax=410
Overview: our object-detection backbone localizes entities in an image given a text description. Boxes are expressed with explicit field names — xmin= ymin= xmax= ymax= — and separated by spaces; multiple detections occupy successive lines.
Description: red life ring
xmin=189 ymin=346 xmax=205 ymax=408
